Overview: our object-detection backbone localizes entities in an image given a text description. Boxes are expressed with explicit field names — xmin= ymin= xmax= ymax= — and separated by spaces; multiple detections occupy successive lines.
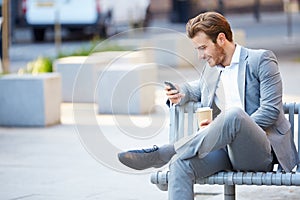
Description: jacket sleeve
xmin=177 ymin=79 xmax=202 ymax=106
xmin=250 ymin=50 xmax=282 ymax=128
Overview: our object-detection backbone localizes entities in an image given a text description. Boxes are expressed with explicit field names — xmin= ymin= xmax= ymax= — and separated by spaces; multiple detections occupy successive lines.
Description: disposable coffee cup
xmin=196 ymin=107 xmax=212 ymax=128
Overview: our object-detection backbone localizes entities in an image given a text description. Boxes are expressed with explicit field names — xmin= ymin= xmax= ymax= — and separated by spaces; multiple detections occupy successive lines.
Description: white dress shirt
xmin=215 ymin=44 xmax=243 ymax=111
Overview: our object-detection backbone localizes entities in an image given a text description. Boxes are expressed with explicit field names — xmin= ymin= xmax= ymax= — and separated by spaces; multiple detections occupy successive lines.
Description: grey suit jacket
xmin=179 ymin=46 xmax=299 ymax=172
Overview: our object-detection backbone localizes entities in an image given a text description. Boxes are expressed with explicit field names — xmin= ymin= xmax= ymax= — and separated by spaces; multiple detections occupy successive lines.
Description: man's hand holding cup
xmin=196 ymin=107 xmax=213 ymax=129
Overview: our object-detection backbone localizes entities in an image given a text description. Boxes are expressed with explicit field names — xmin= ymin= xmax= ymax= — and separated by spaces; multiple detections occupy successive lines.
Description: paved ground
xmin=1 ymin=12 xmax=300 ymax=199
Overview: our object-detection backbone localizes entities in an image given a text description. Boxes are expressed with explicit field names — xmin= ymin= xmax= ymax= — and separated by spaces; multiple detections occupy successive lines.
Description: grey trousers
xmin=168 ymin=107 xmax=274 ymax=200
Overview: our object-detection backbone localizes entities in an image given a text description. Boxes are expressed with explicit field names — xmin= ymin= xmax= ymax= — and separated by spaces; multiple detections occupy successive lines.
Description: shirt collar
xmin=231 ymin=44 xmax=241 ymax=65
xmin=217 ymin=43 xmax=241 ymax=72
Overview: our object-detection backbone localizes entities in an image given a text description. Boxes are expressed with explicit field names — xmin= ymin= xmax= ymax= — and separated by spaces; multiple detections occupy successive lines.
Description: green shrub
xmin=57 ymin=46 xmax=92 ymax=58
xmin=27 ymin=56 xmax=52 ymax=74
xmin=57 ymin=41 xmax=129 ymax=58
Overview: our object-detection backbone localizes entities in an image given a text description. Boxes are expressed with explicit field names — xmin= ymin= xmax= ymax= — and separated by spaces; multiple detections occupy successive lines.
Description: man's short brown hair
xmin=186 ymin=12 xmax=233 ymax=43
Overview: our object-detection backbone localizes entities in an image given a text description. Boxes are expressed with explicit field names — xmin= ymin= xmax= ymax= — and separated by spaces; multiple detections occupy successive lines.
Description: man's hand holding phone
xmin=164 ymin=81 xmax=185 ymax=105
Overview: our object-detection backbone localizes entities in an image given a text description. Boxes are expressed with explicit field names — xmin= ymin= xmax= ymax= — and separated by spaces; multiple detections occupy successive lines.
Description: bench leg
xmin=224 ymin=185 xmax=235 ymax=200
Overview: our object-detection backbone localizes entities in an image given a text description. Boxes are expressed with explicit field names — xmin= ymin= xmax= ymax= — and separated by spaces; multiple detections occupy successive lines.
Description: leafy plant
xmin=57 ymin=40 xmax=129 ymax=58
xmin=57 ymin=45 xmax=93 ymax=58
xmin=29 ymin=56 xmax=52 ymax=73
xmin=18 ymin=56 xmax=52 ymax=74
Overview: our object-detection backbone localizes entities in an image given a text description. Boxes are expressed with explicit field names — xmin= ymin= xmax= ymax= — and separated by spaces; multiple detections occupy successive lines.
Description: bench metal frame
xmin=151 ymin=102 xmax=300 ymax=200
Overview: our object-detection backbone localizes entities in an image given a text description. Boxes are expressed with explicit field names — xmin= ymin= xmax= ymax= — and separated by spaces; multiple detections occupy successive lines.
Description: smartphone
xmin=164 ymin=81 xmax=179 ymax=94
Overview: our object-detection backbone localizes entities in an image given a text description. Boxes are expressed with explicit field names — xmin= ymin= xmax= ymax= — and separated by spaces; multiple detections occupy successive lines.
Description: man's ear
xmin=217 ymin=32 xmax=226 ymax=45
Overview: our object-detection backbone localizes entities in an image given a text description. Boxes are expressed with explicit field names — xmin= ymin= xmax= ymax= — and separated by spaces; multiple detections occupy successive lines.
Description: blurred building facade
xmin=150 ymin=0 xmax=290 ymax=22
xmin=7 ymin=0 xmax=299 ymax=29
xmin=9 ymin=0 xmax=291 ymax=26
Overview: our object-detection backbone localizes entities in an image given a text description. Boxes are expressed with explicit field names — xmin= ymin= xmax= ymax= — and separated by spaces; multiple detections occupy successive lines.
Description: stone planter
xmin=97 ymin=62 xmax=157 ymax=114
xmin=53 ymin=51 xmax=149 ymax=103
xmin=0 ymin=73 xmax=61 ymax=126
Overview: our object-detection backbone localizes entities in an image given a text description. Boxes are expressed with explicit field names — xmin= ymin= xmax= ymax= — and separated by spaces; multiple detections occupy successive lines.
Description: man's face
xmin=192 ymin=31 xmax=225 ymax=67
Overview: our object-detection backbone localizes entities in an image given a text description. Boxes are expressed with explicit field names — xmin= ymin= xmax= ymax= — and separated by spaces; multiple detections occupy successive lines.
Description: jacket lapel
xmin=202 ymin=65 xmax=221 ymax=107
xmin=238 ymin=47 xmax=248 ymax=109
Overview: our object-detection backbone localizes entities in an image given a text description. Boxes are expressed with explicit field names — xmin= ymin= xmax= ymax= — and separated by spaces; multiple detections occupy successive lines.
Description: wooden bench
xmin=151 ymin=102 xmax=300 ymax=199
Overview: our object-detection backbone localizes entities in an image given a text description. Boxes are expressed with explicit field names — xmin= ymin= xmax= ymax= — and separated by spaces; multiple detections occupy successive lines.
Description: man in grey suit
xmin=118 ymin=12 xmax=299 ymax=200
